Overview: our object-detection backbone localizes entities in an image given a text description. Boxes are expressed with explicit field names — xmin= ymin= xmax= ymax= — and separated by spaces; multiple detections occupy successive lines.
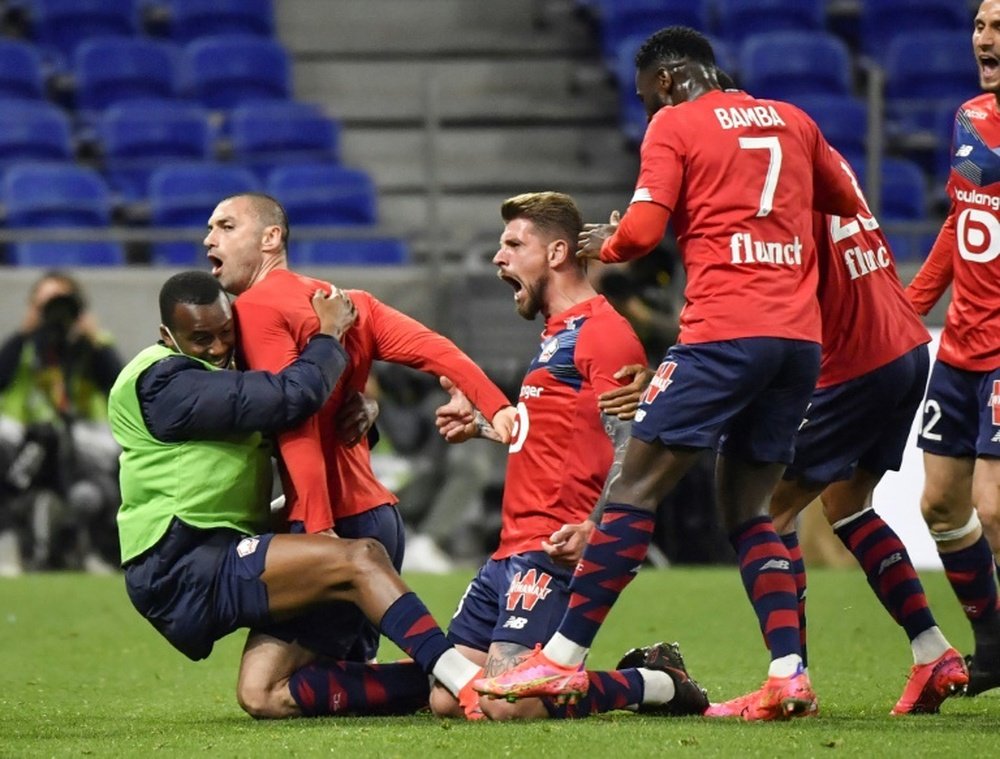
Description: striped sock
xmin=939 ymin=535 xmax=1000 ymax=624
xmin=556 ymin=503 xmax=655 ymax=651
xmin=289 ymin=660 xmax=429 ymax=716
xmin=542 ymin=669 xmax=645 ymax=719
xmin=835 ymin=508 xmax=935 ymax=640
xmin=731 ymin=516 xmax=801 ymax=662
xmin=780 ymin=530 xmax=808 ymax=669
xmin=378 ymin=592 xmax=452 ymax=674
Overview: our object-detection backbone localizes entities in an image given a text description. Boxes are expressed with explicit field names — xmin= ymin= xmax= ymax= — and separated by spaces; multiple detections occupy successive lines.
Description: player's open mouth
xmin=499 ymin=273 xmax=524 ymax=301
xmin=980 ymin=54 xmax=999 ymax=78
xmin=207 ymin=253 xmax=223 ymax=277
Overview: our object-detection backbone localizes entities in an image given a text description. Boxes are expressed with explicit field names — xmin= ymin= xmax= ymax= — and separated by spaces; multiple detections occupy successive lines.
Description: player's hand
xmin=313 ymin=286 xmax=356 ymax=340
xmin=490 ymin=406 xmax=517 ymax=444
xmin=577 ymin=210 xmax=620 ymax=261
xmin=542 ymin=520 xmax=595 ymax=567
xmin=435 ymin=376 xmax=477 ymax=443
xmin=335 ymin=390 xmax=379 ymax=447
xmin=598 ymin=363 xmax=653 ymax=421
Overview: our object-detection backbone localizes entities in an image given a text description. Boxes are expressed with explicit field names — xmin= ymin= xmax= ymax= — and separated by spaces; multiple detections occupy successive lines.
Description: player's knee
xmin=345 ymin=537 xmax=392 ymax=575
xmin=237 ymin=680 xmax=283 ymax=720
xmin=920 ymin=492 xmax=965 ymax=531
xmin=480 ymin=696 xmax=541 ymax=721
xmin=428 ymin=684 xmax=462 ymax=718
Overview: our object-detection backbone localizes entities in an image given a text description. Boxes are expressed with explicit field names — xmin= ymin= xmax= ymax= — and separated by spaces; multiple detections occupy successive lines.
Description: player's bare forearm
xmin=473 ymin=411 xmax=504 ymax=443
xmin=593 ymin=413 xmax=632 ymax=521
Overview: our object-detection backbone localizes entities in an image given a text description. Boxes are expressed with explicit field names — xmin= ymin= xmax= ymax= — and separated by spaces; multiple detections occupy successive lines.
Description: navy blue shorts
xmin=918 ymin=360 xmax=1000 ymax=458
xmin=272 ymin=503 xmax=405 ymax=661
xmin=446 ymin=552 xmax=574 ymax=653
xmin=632 ymin=337 xmax=821 ymax=464
xmin=124 ymin=518 xmax=274 ymax=661
xmin=785 ymin=345 xmax=929 ymax=484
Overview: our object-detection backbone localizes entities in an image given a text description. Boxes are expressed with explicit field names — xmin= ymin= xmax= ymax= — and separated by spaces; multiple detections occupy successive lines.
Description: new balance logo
xmin=993 ymin=430 xmax=1000 ymax=444
xmin=878 ymin=552 xmax=902 ymax=575
xmin=502 ymin=616 xmax=528 ymax=629
xmin=956 ymin=144 xmax=973 ymax=157
xmin=759 ymin=558 xmax=791 ymax=571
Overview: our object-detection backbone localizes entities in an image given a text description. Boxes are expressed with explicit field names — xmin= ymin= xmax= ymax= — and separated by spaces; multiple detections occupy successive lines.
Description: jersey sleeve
xmin=905 ymin=207 xmax=956 ymax=315
xmin=360 ymin=292 xmax=511 ymax=419
xmin=632 ymin=110 xmax=684 ymax=212
xmin=600 ymin=202 xmax=671 ymax=263
xmin=809 ymin=125 xmax=860 ymax=218
xmin=574 ymin=316 xmax=647 ymax=397
xmin=235 ymin=295 xmax=334 ymax=533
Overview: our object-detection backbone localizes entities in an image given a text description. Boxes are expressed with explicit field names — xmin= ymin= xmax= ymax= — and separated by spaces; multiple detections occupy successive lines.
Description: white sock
xmin=432 ymin=648 xmax=481 ymax=697
xmin=638 ymin=668 xmax=676 ymax=705
xmin=542 ymin=632 xmax=589 ymax=667
xmin=768 ymin=653 xmax=803 ymax=678
xmin=911 ymin=627 xmax=950 ymax=665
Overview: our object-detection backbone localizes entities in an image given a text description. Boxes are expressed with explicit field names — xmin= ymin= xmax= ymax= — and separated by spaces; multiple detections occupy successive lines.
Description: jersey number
xmin=920 ymin=400 xmax=943 ymax=442
xmin=738 ymin=136 xmax=782 ymax=217
xmin=509 ymin=401 xmax=529 ymax=453
xmin=829 ymin=157 xmax=880 ymax=243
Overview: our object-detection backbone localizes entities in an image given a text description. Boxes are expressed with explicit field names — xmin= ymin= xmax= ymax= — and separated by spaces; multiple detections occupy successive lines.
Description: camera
xmin=34 ymin=293 xmax=84 ymax=362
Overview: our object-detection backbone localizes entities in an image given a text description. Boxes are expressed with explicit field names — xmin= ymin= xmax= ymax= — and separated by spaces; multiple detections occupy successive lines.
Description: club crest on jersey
xmin=564 ymin=315 xmax=583 ymax=331
xmin=538 ymin=337 xmax=559 ymax=363
xmin=640 ymin=361 xmax=678 ymax=405
xmin=990 ymin=381 xmax=1000 ymax=427
xmin=506 ymin=569 xmax=553 ymax=611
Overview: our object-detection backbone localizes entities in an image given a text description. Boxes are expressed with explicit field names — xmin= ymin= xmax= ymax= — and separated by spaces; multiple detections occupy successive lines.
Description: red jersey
xmin=906 ymin=93 xmax=1000 ymax=372
xmin=607 ymin=89 xmax=857 ymax=345
xmin=235 ymin=269 xmax=511 ymax=533
xmin=814 ymin=153 xmax=930 ymax=388
xmin=493 ymin=296 xmax=646 ymax=560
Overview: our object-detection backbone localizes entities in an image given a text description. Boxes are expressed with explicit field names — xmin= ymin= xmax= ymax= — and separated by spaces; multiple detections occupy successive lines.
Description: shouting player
xmin=474 ymin=26 xmax=858 ymax=720
xmin=906 ymin=0 xmax=1000 ymax=697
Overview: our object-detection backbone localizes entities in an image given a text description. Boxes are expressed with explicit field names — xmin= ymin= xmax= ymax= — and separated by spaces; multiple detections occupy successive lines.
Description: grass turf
xmin=2 ymin=567 xmax=997 ymax=758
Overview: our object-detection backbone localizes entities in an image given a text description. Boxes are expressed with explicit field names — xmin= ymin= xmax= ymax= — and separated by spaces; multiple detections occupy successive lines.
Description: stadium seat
xmin=715 ymin=0 xmax=825 ymax=45
xmin=877 ymin=157 xmax=929 ymax=261
xmin=295 ymin=238 xmax=409 ymax=266
xmin=788 ymin=94 xmax=868 ymax=174
xmin=884 ymin=31 xmax=980 ymax=132
xmin=0 ymin=101 xmax=74 ymax=171
xmin=73 ymin=37 xmax=180 ymax=112
xmin=229 ymin=102 xmax=340 ymax=181
xmin=860 ymin=0 xmax=972 ymax=61
xmin=594 ymin=0 xmax=710 ymax=65
xmin=2 ymin=162 xmax=124 ymax=265
xmin=147 ymin=162 xmax=260 ymax=264
xmin=181 ymin=35 xmax=291 ymax=109
xmin=267 ymin=165 xmax=377 ymax=227
xmin=98 ymin=100 xmax=214 ymax=201
xmin=164 ymin=0 xmax=275 ymax=42
xmin=0 ymin=40 xmax=47 ymax=101
xmin=739 ymin=31 xmax=852 ymax=101
xmin=30 ymin=0 xmax=140 ymax=61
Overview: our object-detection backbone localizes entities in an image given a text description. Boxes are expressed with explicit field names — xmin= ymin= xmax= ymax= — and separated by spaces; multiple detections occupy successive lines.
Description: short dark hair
xmin=501 ymin=191 xmax=583 ymax=251
xmin=224 ymin=192 xmax=290 ymax=246
xmin=635 ymin=26 xmax=715 ymax=72
xmin=159 ymin=270 xmax=225 ymax=327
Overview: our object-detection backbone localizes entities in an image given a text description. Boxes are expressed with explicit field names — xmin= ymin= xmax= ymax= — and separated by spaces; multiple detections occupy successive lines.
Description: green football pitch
xmin=2 ymin=567 xmax=997 ymax=758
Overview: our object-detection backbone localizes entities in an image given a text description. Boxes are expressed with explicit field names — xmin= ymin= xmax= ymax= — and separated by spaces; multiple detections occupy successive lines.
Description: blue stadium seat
xmin=148 ymin=162 xmax=260 ymax=264
xmin=182 ymin=35 xmax=291 ymax=109
xmin=0 ymin=40 xmax=47 ymax=101
xmin=739 ymin=31 xmax=852 ymax=100
xmin=613 ymin=33 xmax=736 ymax=144
xmin=164 ymin=0 xmax=275 ymax=42
xmin=788 ymin=94 xmax=868 ymax=174
xmin=295 ymin=238 xmax=409 ymax=266
xmin=878 ymin=157 xmax=929 ymax=261
xmin=861 ymin=0 xmax=972 ymax=61
xmin=229 ymin=102 xmax=340 ymax=181
xmin=0 ymin=101 xmax=74 ymax=171
xmin=73 ymin=37 xmax=180 ymax=112
xmin=267 ymin=165 xmax=377 ymax=227
xmin=884 ymin=31 xmax=979 ymax=132
xmin=715 ymin=0 xmax=825 ymax=45
xmin=2 ymin=162 xmax=124 ymax=265
xmin=31 ymin=0 xmax=140 ymax=61
xmin=594 ymin=0 xmax=710 ymax=65
xmin=99 ymin=100 xmax=214 ymax=201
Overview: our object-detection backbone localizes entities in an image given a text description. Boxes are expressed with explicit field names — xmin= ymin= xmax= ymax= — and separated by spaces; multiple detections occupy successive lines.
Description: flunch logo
xmin=505 ymin=569 xmax=553 ymax=611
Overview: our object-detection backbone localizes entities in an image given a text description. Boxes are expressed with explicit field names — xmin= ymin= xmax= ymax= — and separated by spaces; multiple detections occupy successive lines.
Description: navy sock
xmin=542 ymin=669 xmax=644 ymax=719
xmin=558 ymin=503 xmax=654 ymax=649
xmin=836 ymin=509 xmax=935 ymax=640
xmin=378 ymin=592 xmax=451 ymax=674
xmin=731 ymin=516 xmax=801 ymax=661
xmin=289 ymin=660 xmax=429 ymax=716
xmin=939 ymin=535 xmax=999 ymax=626
xmin=780 ymin=531 xmax=808 ymax=668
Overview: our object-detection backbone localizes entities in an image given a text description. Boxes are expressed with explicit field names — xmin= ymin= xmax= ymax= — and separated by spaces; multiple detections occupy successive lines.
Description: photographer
xmin=0 ymin=271 xmax=123 ymax=574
